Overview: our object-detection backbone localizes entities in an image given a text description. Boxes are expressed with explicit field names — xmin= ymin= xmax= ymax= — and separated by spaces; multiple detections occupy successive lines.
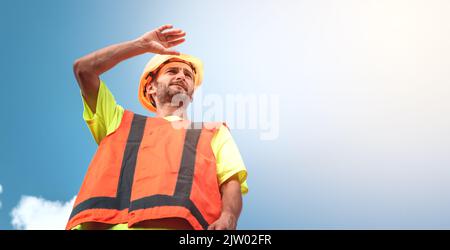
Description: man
xmin=66 ymin=24 xmax=248 ymax=230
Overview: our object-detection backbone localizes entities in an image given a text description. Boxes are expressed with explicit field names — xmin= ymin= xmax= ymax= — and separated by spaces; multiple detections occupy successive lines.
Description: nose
xmin=174 ymin=71 xmax=187 ymax=81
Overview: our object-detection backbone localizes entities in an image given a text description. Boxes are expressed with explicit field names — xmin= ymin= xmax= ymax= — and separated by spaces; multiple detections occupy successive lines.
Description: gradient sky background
xmin=1 ymin=0 xmax=450 ymax=229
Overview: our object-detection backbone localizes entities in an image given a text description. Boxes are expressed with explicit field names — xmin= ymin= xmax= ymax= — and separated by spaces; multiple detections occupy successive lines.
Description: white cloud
xmin=11 ymin=195 xmax=76 ymax=230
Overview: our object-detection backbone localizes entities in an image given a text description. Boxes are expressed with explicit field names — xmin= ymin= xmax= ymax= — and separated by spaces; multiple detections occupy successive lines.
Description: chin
xmin=167 ymin=90 xmax=184 ymax=97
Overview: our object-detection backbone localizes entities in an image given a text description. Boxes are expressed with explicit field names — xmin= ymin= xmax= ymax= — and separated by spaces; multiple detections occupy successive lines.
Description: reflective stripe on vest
xmin=67 ymin=112 xmax=217 ymax=230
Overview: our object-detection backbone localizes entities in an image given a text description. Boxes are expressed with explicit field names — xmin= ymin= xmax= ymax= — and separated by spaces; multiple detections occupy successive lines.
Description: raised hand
xmin=136 ymin=24 xmax=186 ymax=55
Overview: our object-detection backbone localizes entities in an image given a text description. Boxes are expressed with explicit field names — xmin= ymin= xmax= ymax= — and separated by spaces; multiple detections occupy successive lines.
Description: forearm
xmin=73 ymin=39 xmax=146 ymax=113
xmin=220 ymin=176 xmax=242 ymax=223
xmin=75 ymin=39 xmax=146 ymax=76
xmin=208 ymin=175 xmax=242 ymax=230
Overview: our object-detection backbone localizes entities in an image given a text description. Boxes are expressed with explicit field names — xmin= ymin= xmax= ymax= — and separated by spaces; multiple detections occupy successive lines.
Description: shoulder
xmin=203 ymin=121 xmax=229 ymax=131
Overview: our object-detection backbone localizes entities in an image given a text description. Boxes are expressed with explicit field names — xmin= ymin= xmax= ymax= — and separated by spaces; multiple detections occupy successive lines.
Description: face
xmin=146 ymin=61 xmax=196 ymax=108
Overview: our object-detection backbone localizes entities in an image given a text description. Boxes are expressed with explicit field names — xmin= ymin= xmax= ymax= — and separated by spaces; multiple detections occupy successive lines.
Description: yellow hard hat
xmin=138 ymin=53 xmax=204 ymax=112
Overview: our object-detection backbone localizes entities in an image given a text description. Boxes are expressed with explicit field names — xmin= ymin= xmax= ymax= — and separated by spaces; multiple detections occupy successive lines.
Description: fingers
xmin=166 ymin=33 xmax=185 ymax=42
xmin=163 ymin=29 xmax=186 ymax=43
xmin=207 ymin=223 xmax=228 ymax=230
xmin=157 ymin=24 xmax=173 ymax=32
xmin=162 ymin=29 xmax=184 ymax=36
xmin=154 ymin=24 xmax=186 ymax=52
xmin=167 ymin=38 xmax=185 ymax=48
xmin=161 ymin=49 xmax=181 ymax=56
xmin=158 ymin=25 xmax=186 ymax=39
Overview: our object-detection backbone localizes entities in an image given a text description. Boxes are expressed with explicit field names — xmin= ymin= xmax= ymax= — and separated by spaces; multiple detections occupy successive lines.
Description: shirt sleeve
xmin=212 ymin=125 xmax=249 ymax=195
xmin=81 ymin=80 xmax=124 ymax=145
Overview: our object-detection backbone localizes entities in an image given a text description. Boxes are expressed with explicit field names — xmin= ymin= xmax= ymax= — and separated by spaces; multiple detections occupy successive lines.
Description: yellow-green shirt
xmin=76 ymin=80 xmax=248 ymax=230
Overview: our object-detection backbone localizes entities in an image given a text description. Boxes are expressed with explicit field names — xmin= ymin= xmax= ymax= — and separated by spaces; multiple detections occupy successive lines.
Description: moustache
xmin=169 ymin=80 xmax=188 ymax=92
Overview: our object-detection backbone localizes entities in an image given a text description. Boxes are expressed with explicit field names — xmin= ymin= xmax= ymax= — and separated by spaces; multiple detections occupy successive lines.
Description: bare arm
xmin=73 ymin=24 xmax=186 ymax=113
xmin=208 ymin=174 xmax=243 ymax=230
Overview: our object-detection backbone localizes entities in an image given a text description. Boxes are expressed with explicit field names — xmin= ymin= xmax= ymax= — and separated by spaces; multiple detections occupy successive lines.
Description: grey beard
xmin=156 ymin=85 xmax=192 ymax=109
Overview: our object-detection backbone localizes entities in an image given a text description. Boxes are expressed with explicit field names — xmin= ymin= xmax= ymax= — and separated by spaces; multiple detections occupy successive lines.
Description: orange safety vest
xmin=66 ymin=110 xmax=224 ymax=230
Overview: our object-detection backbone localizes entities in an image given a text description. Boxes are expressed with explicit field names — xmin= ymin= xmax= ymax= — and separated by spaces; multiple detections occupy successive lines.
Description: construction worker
xmin=66 ymin=24 xmax=248 ymax=230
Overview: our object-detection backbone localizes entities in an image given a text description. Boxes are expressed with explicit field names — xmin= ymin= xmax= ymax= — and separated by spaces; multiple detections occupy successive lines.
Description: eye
xmin=167 ymin=69 xmax=177 ymax=74
xmin=184 ymin=71 xmax=193 ymax=79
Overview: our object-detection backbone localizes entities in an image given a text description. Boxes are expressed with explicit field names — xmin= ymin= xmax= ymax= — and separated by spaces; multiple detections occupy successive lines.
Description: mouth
xmin=170 ymin=82 xmax=188 ymax=92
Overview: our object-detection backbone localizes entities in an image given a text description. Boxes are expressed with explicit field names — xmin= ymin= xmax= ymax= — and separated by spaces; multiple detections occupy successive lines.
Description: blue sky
xmin=1 ymin=0 xmax=450 ymax=229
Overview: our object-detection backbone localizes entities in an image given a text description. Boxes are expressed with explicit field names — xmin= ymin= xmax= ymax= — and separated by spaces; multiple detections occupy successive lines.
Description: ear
xmin=145 ymin=80 xmax=158 ymax=107
xmin=146 ymin=80 xmax=157 ymax=96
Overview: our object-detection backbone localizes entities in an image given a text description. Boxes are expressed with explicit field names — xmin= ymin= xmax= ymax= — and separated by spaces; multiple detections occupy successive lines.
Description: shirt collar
xmin=163 ymin=115 xmax=183 ymax=122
